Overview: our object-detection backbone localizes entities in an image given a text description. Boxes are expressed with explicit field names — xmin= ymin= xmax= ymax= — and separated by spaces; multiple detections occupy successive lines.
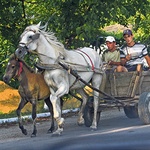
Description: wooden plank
xmin=113 ymin=74 xmax=117 ymax=96
xmin=104 ymin=71 xmax=150 ymax=98
xmin=105 ymin=72 xmax=138 ymax=97
xmin=127 ymin=72 xmax=137 ymax=97
xmin=139 ymin=71 xmax=150 ymax=94
xmin=131 ymin=75 xmax=141 ymax=97
xmin=142 ymin=76 xmax=150 ymax=82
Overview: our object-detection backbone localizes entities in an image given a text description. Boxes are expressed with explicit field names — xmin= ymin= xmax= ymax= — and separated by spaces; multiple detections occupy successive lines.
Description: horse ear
xmin=13 ymin=52 xmax=18 ymax=61
xmin=32 ymin=33 xmax=40 ymax=40
xmin=39 ymin=22 xmax=48 ymax=31
xmin=36 ymin=21 xmax=41 ymax=28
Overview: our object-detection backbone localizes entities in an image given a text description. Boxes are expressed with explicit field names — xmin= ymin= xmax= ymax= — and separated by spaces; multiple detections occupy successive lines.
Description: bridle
xmin=17 ymin=30 xmax=63 ymax=62
xmin=17 ymin=29 xmax=40 ymax=56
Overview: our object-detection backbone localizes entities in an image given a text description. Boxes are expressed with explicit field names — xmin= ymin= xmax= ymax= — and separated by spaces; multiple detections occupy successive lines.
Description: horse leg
xmin=44 ymin=97 xmax=55 ymax=133
xmin=50 ymin=96 xmax=64 ymax=136
xmin=16 ymin=98 xmax=28 ymax=135
xmin=50 ymin=84 xmax=69 ymax=136
xmin=90 ymin=73 xmax=103 ymax=130
xmin=76 ymin=89 xmax=88 ymax=126
xmin=31 ymin=100 xmax=37 ymax=137
xmin=44 ymin=96 xmax=63 ymax=134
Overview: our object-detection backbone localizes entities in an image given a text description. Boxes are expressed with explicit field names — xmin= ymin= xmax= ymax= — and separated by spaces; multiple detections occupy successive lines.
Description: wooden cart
xmin=58 ymin=62 xmax=150 ymax=127
xmin=83 ymin=71 xmax=150 ymax=127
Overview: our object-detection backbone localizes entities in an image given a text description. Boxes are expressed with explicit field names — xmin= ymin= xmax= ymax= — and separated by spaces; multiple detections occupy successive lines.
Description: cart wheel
xmin=84 ymin=96 xmax=101 ymax=127
xmin=123 ymin=105 xmax=139 ymax=118
xmin=138 ymin=92 xmax=150 ymax=124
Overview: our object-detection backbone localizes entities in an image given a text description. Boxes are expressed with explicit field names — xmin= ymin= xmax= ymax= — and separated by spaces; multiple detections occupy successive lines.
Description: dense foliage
xmin=0 ymin=0 xmax=150 ymax=87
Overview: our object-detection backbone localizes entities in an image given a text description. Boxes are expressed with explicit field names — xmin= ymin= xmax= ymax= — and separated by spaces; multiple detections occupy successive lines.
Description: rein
xmin=29 ymin=50 xmax=103 ymax=73
xmin=28 ymin=50 xmax=56 ymax=61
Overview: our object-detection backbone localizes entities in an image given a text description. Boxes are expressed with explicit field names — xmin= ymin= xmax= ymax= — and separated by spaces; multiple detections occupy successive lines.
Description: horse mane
xmin=9 ymin=54 xmax=35 ymax=73
xmin=24 ymin=24 xmax=66 ymax=57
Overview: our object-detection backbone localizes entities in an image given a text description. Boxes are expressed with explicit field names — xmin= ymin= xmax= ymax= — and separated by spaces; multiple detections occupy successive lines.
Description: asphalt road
xmin=0 ymin=108 xmax=150 ymax=150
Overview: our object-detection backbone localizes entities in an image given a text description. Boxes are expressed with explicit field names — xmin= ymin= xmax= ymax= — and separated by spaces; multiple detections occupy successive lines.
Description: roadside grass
xmin=0 ymin=81 xmax=84 ymax=119
xmin=0 ymin=97 xmax=81 ymax=119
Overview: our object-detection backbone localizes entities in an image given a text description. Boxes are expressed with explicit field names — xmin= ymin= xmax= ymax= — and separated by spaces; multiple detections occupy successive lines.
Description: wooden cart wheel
xmin=138 ymin=92 xmax=150 ymax=124
xmin=84 ymin=96 xmax=101 ymax=127
xmin=123 ymin=105 xmax=139 ymax=118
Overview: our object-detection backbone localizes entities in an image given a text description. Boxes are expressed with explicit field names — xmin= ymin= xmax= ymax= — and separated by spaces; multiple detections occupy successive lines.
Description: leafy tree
xmin=16 ymin=0 xmax=150 ymax=47
xmin=0 ymin=0 xmax=150 ymax=86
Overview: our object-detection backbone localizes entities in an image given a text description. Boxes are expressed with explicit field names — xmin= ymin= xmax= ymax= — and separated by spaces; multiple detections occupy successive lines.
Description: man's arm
xmin=120 ymin=54 xmax=131 ymax=66
xmin=108 ymin=61 xmax=121 ymax=66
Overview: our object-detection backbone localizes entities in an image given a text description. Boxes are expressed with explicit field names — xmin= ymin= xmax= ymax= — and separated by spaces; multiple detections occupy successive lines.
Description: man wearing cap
xmin=117 ymin=29 xmax=150 ymax=72
xmin=102 ymin=36 xmax=121 ymax=71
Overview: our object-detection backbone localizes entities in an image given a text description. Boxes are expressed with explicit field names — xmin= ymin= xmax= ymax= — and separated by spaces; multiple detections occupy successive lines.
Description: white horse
xmin=15 ymin=22 xmax=103 ymax=136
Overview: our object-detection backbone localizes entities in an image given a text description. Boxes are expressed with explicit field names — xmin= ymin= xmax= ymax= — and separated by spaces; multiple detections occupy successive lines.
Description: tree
xmin=6 ymin=0 xmax=147 ymax=47
xmin=0 ymin=0 xmax=150 ymax=83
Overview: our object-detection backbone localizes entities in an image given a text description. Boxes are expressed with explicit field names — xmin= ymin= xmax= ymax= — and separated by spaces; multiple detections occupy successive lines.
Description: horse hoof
xmin=51 ymin=127 xmax=63 ymax=137
xmin=22 ymin=129 xmax=27 ymax=135
xmin=77 ymin=120 xmax=84 ymax=126
xmin=77 ymin=117 xmax=84 ymax=126
xmin=47 ymin=130 xmax=52 ymax=134
xmin=51 ymin=132 xmax=62 ymax=137
xmin=90 ymin=126 xmax=97 ymax=131
xmin=77 ymin=122 xmax=84 ymax=126
xmin=52 ymin=133 xmax=62 ymax=137
xmin=47 ymin=128 xmax=54 ymax=134
xmin=91 ymin=128 xmax=97 ymax=131
xmin=31 ymin=134 xmax=36 ymax=138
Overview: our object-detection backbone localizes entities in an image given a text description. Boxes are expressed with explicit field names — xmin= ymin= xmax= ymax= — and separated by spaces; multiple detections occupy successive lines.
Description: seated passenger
xmin=102 ymin=36 xmax=122 ymax=72
xmin=117 ymin=29 xmax=150 ymax=72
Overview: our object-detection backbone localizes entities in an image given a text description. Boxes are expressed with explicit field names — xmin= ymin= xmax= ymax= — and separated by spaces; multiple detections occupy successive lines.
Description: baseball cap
xmin=105 ymin=36 xmax=115 ymax=42
xmin=123 ymin=29 xmax=132 ymax=36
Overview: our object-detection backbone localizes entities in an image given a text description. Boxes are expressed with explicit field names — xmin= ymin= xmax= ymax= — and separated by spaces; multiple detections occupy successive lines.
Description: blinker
xmin=31 ymin=33 xmax=40 ymax=40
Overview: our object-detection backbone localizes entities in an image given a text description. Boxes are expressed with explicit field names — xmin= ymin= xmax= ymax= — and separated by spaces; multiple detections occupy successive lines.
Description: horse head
xmin=3 ymin=54 xmax=22 ymax=83
xmin=15 ymin=22 xmax=42 ymax=59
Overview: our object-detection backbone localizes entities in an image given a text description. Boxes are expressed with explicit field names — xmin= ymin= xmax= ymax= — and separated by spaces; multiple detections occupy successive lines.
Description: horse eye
xmin=12 ymin=65 xmax=15 ymax=69
xmin=28 ymin=35 xmax=32 ymax=39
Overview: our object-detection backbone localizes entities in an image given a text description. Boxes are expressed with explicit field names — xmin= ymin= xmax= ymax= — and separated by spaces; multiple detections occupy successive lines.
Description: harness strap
xmin=76 ymin=49 xmax=95 ymax=71
xmin=69 ymin=68 xmax=81 ymax=89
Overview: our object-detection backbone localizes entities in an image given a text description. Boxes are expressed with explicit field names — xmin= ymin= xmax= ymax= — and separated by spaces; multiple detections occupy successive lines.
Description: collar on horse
xmin=18 ymin=62 xmax=23 ymax=77
xmin=76 ymin=49 xmax=95 ymax=71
